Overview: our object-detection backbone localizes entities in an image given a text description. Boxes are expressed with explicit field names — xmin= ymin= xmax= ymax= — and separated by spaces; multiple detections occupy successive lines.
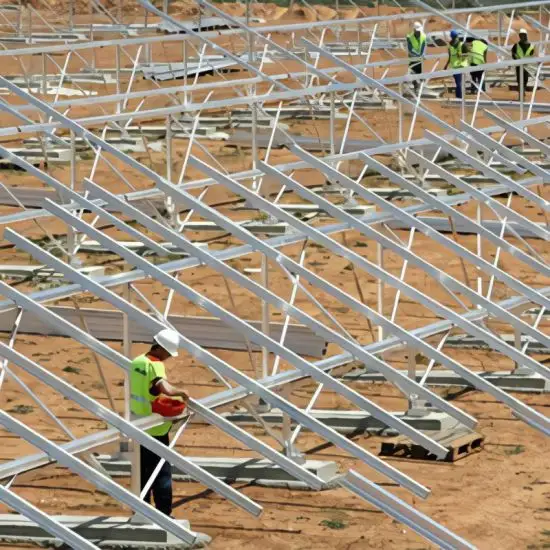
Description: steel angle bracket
xmin=0 ymin=408 xmax=198 ymax=545
xmin=82 ymin=179 xmax=476 ymax=436
xmin=37 ymin=199 xmax=449 ymax=463
xmin=4 ymin=231 xmax=430 ymax=499
xmin=0 ymin=486 xmax=100 ymax=550
xmin=259 ymin=160 xmax=550 ymax=351
xmin=340 ymin=471 xmax=477 ymax=550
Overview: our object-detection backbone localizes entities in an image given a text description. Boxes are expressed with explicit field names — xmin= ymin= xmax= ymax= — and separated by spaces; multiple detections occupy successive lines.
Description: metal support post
xmin=67 ymin=131 xmax=77 ymax=267
xmin=259 ymin=253 xmax=270 ymax=411
xmin=122 ymin=284 xmax=132 ymax=457
xmin=41 ymin=53 xmax=46 ymax=96
xmin=377 ymin=240 xmax=384 ymax=341
xmin=330 ymin=91 xmax=336 ymax=155
xmin=165 ymin=116 xmax=176 ymax=227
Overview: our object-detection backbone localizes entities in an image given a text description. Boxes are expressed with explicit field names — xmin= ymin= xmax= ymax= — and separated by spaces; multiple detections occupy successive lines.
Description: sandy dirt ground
xmin=0 ymin=3 xmax=548 ymax=550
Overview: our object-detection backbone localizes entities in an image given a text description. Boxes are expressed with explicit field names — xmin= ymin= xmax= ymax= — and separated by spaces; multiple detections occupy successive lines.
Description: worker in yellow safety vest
xmin=130 ymin=328 xmax=189 ymax=516
xmin=406 ymin=21 xmax=427 ymax=95
xmin=468 ymin=38 xmax=488 ymax=94
xmin=512 ymin=28 xmax=535 ymax=100
xmin=444 ymin=30 xmax=468 ymax=99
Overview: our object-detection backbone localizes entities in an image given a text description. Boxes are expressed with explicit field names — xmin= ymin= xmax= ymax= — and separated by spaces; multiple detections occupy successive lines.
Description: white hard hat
xmin=154 ymin=328 xmax=180 ymax=357
xmin=519 ymin=28 xmax=528 ymax=34
xmin=413 ymin=21 xmax=423 ymax=31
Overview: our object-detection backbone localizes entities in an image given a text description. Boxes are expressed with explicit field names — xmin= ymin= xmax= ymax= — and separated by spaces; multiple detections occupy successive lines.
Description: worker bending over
xmin=445 ymin=30 xmax=468 ymax=99
xmin=467 ymin=37 xmax=488 ymax=94
xmin=407 ymin=21 xmax=426 ymax=95
xmin=130 ymin=328 xmax=189 ymax=516
xmin=512 ymin=29 xmax=535 ymax=100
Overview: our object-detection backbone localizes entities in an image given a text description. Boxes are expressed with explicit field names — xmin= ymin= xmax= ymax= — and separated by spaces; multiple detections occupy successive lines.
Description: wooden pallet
xmin=379 ymin=429 xmax=485 ymax=462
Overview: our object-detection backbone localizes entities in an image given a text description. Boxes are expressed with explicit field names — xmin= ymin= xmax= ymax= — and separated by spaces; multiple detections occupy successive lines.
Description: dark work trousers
xmin=140 ymin=433 xmax=172 ymax=516
xmin=453 ymin=73 xmax=463 ymax=99
xmin=515 ymin=67 xmax=530 ymax=97
xmin=470 ymin=65 xmax=485 ymax=94
xmin=409 ymin=61 xmax=422 ymax=93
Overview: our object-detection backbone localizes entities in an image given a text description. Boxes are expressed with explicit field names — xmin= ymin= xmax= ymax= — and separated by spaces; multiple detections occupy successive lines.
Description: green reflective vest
xmin=470 ymin=40 xmax=488 ymax=66
xmin=130 ymin=354 xmax=172 ymax=436
xmin=516 ymin=43 xmax=534 ymax=58
xmin=407 ymin=32 xmax=426 ymax=56
xmin=449 ymin=42 xmax=468 ymax=68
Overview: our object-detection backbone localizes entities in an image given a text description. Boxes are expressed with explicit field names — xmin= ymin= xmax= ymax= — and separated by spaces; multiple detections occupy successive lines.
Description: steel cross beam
xmin=4 ymin=231 xmax=430 ymax=499
xmin=82 ymin=178 xmax=476 ymax=432
xmin=38 ymin=197 xmax=451 ymax=459
xmin=259 ymin=161 xmax=550 ymax=350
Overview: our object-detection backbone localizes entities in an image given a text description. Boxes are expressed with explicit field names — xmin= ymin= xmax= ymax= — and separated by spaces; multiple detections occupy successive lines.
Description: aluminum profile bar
xmin=260 ymin=160 xmax=550 ymax=351
xmin=0 ymin=331 xmax=262 ymax=517
xmin=4 ymin=231 xmax=431 ymax=500
xmin=0 ymin=282 xmax=324 ymax=490
xmin=340 ymin=471 xmax=476 ymax=550
xmin=84 ymin=179 xmax=477 ymax=431
xmin=0 ymin=486 xmax=100 ymax=550
xmin=0 ymin=408 xmax=197 ymax=544
xmin=38 ymin=199 xmax=451 ymax=460
xmin=188 ymin=157 xmax=550 ymax=389
xmin=181 ymin=166 xmax=550 ymax=434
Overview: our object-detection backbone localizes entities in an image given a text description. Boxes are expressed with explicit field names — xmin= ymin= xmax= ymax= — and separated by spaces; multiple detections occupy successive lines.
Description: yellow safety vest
xmin=516 ymin=43 xmax=534 ymax=58
xmin=130 ymin=354 xmax=172 ymax=436
xmin=449 ymin=42 xmax=468 ymax=68
xmin=407 ymin=32 xmax=426 ymax=57
xmin=470 ymin=40 xmax=488 ymax=66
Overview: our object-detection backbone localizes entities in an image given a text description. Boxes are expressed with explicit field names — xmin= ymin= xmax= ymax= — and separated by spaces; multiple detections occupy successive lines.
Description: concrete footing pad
xmin=0 ymin=515 xmax=211 ymax=549
xmin=97 ymin=456 xmax=339 ymax=490
xmin=343 ymin=368 xmax=550 ymax=393
xmin=222 ymin=408 xmax=457 ymax=434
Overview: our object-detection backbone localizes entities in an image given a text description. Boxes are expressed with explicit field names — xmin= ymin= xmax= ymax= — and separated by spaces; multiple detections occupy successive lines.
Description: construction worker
xmin=407 ymin=21 xmax=427 ymax=95
xmin=130 ymin=328 xmax=188 ymax=517
xmin=444 ymin=30 xmax=468 ymax=99
xmin=512 ymin=29 xmax=535 ymax=100
xmin=468 ymin=37 xmax=489 ymax=94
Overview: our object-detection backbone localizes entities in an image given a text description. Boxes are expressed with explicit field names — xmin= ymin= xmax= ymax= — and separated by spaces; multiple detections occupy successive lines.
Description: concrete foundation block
xmin=97 ymin=456 xmax=339 ymax=489
xmin=0 ymin=515 xmax=210 ymax=549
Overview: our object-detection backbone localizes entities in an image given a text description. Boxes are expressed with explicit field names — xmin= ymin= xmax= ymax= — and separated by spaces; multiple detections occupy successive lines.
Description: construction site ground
xmin=0 ymin=3 xmax=549 ymax=550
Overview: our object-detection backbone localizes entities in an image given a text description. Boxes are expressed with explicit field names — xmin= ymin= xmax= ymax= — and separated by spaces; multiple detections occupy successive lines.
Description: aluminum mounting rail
xmin=185 ymin=160 xmax=550 ymax=434
xmin=259 ymin=161 xmax=550 ymax=350
xmin=0 ymin=407 xmax=198 ymax=545
xmin=4 ymin=231 xmax=431 ymax=499
xmin=261 ymin=149 xmax=550 ymax=373
xmin=340 ymin=471 xmax=476 ymax=550
xmin=0 ymin=485 xmax=100 ymax=550
xmin=37 ymin=198 xmax=452 ymax=460
xmin=0 ymin=281 xmax=324 ymax=490
xmin=82 ymin=179 xmax=475 ymax=431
